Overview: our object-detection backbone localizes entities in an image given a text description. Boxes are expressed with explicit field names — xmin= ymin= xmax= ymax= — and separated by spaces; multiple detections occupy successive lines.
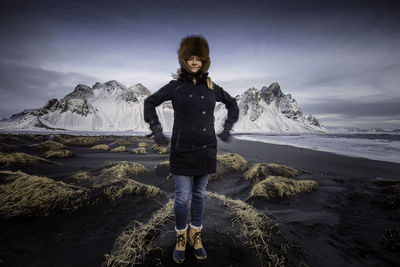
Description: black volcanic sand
xmin=0 ymin=132 xmax=399 ymax=267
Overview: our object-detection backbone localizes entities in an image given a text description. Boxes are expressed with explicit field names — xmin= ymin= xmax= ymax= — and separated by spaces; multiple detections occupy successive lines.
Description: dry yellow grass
xmin=111 ymin=146 xmax=127 ymax=152
xmin=250 ymin=175 xmax=319 ymax=199
xmin=104 ymin=198 xmax=174 ymax=266
xmin=110 ymin=139 xmax=131 ymax=147
xmin=206 ymin=191 xmax=286 ymax=266
xmin=0 ymin=170 xmax=89 ymax=219
xmin=63 ymin=136 xmax=100 ymax=146
xmin=100 ymin=161 xmax=148 ymax=181
xmin=72 ymin=171 xmax=94 ymax=182
xmin=151 ymin=144 xmax=168 ymax=154
xmin=43 ymin=149 xmax=73 ymax=159
xmin=91 ymin=144 xmax=110 ymax=151
xmin=0 ymin=134 xmax=21 ymax=142
xmin=210 ymin=152 xmax=249 ymax=181
xmin=138 ymin=142 xmax=148 ymax=148
xmin=31 ymin=140 xmax=65 ymax=151
xmin=72 ymin=163 xmax=159 ymax=201
xmin=53 ymin=135 xmax=66 ymax=143
xmin=243 ymin=163 xmax=301 ymax=183
xmin=0 ymin=152 xmax=59 ymax=167
xmin=20 ymin=134 xmax=42 ymax=141
xmin=104 ymin=179 xmax=161 ymax=200
xmin=132 ymin=147 xmax=147 ymax=154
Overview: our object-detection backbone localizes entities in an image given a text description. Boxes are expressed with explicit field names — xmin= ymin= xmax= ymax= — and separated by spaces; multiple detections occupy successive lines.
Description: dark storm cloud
xmin=0 ymin=0 xmax=399 ymax=128
xmin=0 ymin=61 xmax=97 ymax=118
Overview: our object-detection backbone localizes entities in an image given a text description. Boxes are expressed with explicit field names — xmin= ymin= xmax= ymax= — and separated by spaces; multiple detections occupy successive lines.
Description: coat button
xmin=202 ymin=111 xmax=206 ymax=115
xmin=189 ymin=94 xmax=193 ymax=98
xmin=202 ymin=128 xmax=206 ymax=132
xmin=201 ymin=95 xmax=204 ymax=99
xmin=203 ymin=145 xmax=207 ymax=148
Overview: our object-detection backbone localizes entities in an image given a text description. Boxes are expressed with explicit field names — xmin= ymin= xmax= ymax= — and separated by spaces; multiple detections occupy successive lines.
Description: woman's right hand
xmin=150 ymin=124 xmax=169 ymax=146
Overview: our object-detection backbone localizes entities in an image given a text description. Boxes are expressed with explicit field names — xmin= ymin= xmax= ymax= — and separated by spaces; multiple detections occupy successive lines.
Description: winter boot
xmin=188 ymin=223 xmax=207 ymax=260
xmin=173 ymin=225 xmax=188 ymax=264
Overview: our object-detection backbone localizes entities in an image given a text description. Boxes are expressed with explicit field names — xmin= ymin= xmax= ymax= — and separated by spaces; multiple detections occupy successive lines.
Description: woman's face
xmin=186 ymin=55 xmax=202 ymax=74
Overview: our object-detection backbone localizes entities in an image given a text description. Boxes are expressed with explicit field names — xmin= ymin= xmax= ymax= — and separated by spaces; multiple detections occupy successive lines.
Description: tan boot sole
xmin=194 ymin=254 xmax=207 ymax=260
xmin=173 ymin=255 xmax=185 ymax=264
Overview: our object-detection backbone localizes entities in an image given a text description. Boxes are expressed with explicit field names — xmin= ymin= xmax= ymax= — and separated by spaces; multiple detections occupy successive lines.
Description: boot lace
xmin=193 ymin=231 xmax=202 ymax=246
xmin=176 ymin=233 xmax=186 ymax=247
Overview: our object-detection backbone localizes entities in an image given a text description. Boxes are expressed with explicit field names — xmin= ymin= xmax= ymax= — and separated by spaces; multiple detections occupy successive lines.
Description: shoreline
xmin=218 ymin=137 xmax=400 ymax=180
xmin=233 ymin=134 xmax=400 ymax=164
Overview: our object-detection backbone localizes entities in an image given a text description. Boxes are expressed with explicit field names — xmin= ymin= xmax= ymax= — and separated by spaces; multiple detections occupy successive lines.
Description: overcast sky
xmin=1 ymin=0 xmax=399 ymax=129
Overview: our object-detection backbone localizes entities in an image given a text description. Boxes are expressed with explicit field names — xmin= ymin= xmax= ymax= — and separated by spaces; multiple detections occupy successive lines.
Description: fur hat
xmin=177 ymin=34 xmax=211 ymax=74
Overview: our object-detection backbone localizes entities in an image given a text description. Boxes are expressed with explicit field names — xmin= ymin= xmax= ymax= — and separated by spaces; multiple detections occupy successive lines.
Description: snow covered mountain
xmin=0 ymin=80 xmax=326 ymax=133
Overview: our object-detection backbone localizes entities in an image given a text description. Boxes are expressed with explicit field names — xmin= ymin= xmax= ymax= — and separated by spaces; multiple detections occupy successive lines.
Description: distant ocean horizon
xmin=234 ymin=133 xmax=400 ymax=164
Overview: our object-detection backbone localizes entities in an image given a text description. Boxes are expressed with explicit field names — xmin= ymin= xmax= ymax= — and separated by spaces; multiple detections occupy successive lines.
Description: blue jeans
xmin=174 ymin=174 xmax=210 ymax=230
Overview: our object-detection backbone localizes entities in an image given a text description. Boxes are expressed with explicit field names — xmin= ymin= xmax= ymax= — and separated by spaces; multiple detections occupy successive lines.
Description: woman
xmin=144 ymin=34 xmax=239 ymax=264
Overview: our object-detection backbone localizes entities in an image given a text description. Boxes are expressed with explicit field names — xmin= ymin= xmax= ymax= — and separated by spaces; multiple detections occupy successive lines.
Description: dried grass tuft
xmin=72 ymin=163 xmax=159 ymax=201
xmin=151 ymin=144 xmax=168 ymax=154
xmin=250 ymin=176 xmax=319 ymax=199
xmin=63 ymin=136 xmax=100 ymax=147
xmin=53 ymin=135 xmax=66 ymax=143
xmin=0 ymin=152 xmax=58 ymax=167
xmin=0 ymin=134 xmax=21 ymax=143
xmin=91 ymin=144 xmax=110 ymax=151
xmin=111 ymin=146 xmax=127 ymax=152
xmin=243 ymin=163 xmax=300 ymax=183
xmin=110 ymin=139 xmax=131 ymax=147
xmin=132 ymin=147 xmax=147 ymax=154
xmin=31 ymin=140 xmax=65 ymax=151
xmin=43 ymin=149 xmax=73 ymax=159
xmin=104 ymin=179 xmax=161 ymax=201
xmin=100 ymin=161 xmax=148 ymax=182
xmin=210 ymin=152 xmax=248 ymax=181
xmin=72 ymin=171 xmax=94 ymax=182
xmin=138 ymin=142 xmax=148 ymax=148
xmin=0 ymin=170 xmax=89 ymax=219
xmin=104 ymin=199 xmax=174 ymax=266
xmin=206 ymin=191 xmax=286 ymax=266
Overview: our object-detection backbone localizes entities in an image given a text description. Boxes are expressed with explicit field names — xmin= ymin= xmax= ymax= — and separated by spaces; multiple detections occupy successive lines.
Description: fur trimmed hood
xmin=177 ymin=34 xmax=211 ymax=74
xmin=175 ymin=35 xmax=213 ymax=90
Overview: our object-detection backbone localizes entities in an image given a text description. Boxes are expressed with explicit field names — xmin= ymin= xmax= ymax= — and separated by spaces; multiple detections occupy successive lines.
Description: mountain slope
xmin=0 ymin=80 xmax=326 ymax=133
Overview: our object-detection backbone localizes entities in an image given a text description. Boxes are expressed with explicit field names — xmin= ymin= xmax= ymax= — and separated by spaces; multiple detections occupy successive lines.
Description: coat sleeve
xmin=214 ymin=82 xmax=239 ymax=128
xmin=144 ymin=80 xmax=177 ymax=127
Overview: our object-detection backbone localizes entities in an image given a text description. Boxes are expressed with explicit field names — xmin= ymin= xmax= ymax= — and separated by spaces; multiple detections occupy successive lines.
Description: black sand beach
xmin=0 ymin=133 xmax=399 ymax=267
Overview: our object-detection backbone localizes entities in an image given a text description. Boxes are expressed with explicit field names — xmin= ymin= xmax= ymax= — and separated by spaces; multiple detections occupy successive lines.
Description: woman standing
xmin=144 ymin=34 xmax=239 ymax=264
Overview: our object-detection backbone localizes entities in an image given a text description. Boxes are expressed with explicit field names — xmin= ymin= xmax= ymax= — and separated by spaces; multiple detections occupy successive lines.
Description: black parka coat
xmin=144 ymin=68 xmax=239 ymax=176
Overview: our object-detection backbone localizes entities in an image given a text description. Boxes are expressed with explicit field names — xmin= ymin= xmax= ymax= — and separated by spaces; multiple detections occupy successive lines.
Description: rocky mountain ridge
xmin=0 ymin=80 xmax=326 ymax=133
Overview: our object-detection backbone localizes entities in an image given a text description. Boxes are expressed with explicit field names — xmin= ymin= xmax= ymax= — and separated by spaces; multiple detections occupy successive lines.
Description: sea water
xmin=234 ymin=133 xmax=400 ymax=164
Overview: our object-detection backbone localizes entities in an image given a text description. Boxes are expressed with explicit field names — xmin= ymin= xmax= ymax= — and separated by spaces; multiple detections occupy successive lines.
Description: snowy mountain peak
xmin=127 ymin=83 xmax=152 ymax=96
xmin=62 ymin=84 xmax=94 ymax=101
xmin=0 ymin=80 xmax=326 ymax=133
xmin=242 ymin=87 xmax=260 ymax=101
xmin=260 ymin=82 xmax=284 ymax=104
xmin=93 ymin=80 xmax=127 ymax=91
